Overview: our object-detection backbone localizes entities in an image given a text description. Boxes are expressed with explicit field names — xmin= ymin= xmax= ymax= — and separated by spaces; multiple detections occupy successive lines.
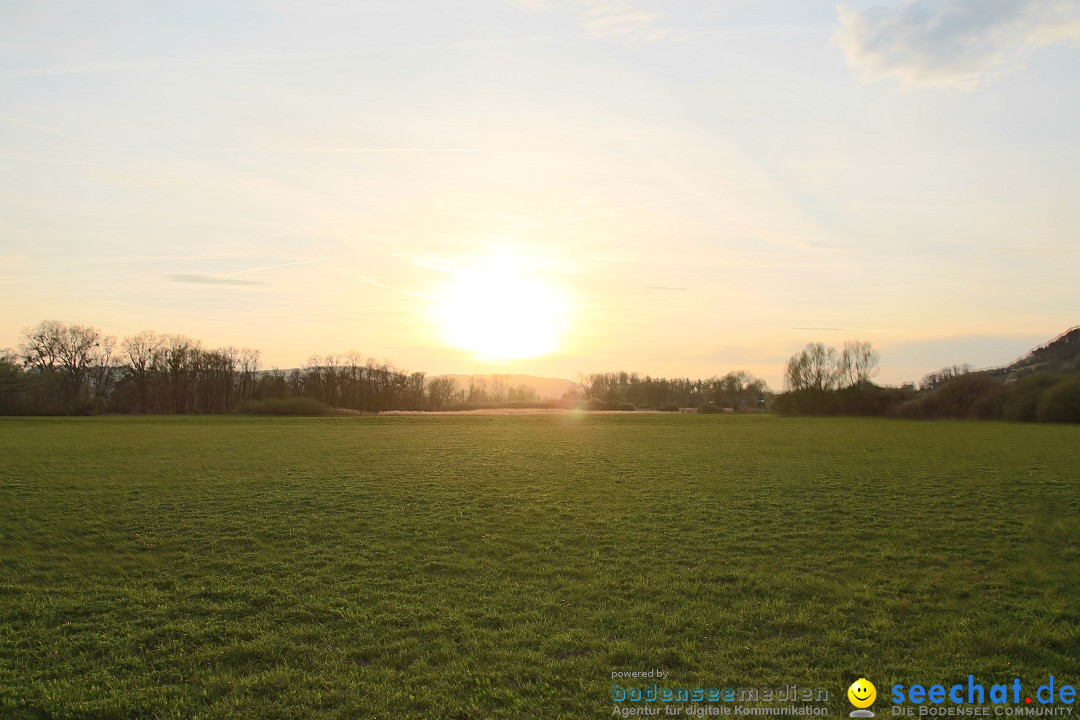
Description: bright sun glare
xmin=435 ymin=256 xmax=569 ymax=360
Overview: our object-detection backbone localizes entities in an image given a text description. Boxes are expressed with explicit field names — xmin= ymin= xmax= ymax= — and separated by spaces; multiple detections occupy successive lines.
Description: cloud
xmin=579 ymin=1 xmax=663 ymax=41
xmin=511 ymin=0 xmax=685 ymax=44
xmin=836 ymin=0 xmax=1080 ymax=89
xmin=522 ymin=189 xmax=722 ymax=228
xmin=165 ymin=274 xmax=269 ymax=287
xmin=226 ymin=256 xmax=341 ymax=277
xmin=204 ymin=147 xmax=478 ymax=153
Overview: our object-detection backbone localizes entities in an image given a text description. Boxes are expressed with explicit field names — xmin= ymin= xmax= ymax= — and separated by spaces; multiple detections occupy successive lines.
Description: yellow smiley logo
xmin=848 ymin=678 xmax=877 ymax=709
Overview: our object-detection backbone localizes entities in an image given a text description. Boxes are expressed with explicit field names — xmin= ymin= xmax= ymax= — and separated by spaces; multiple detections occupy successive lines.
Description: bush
xmin=949 ymin=374 xmax=1004 ymax=419
xmin=615 ymin=402 xmax=637 ymax=411
xmin=658 ymin=403 xmax=680 ymax=412
xmin=899 ymin=373 xmax=1004 ymax=420
xmin=771 ymin=389 xmax=836 ymax=416
xmin=1003 ymin=373 xmax=1062 ymax=422
xmin=771 ymin=385 xmax=914 ymax=418
xmin=697 ymin=402 xmax=721 ymax=414
xmin=585 ymin=398 xmax=608 ymax=411
xmin=834 ymin=385 xmax=912 ymax=416
xmin=1036 ymin=376 xmax=1080 ymax=423
xmin=235 ymin=397 xmax=334 ymax=416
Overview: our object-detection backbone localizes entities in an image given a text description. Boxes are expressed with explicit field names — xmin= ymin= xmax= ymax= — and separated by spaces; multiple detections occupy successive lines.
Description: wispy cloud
xmin=201 ymin=147 xmax=479 ymax=153
xmin=836 ymin=0 xmax=1080 ymax=89
xmin=166 ymin=274 xmax=269 ymax=287
xmin=3 ymin=36 xmax=570 ymax=78
xmin=586 ymin=255 xmax=640 ymax=263
xmin=512 ymin=0 xmax=688 ymax=44
xmin=109 ymin=256 xmax=339 ymax=299
xmin=384 ymin=252 xmax=457 ymax=273
xmin=523 ymin=189 xmax=722 ymax=228
xmin=579 ymin=1 xmax=669 ymax=42
xmin=2 ymin=51 xmax=353 ymax=78
xmin=226 ymin=256 xmax=342 ymax=277
xmin=264 ymin=222 xmax=336 ymax=238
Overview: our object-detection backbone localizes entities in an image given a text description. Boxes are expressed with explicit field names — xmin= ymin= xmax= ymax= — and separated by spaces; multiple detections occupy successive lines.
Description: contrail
xmin=523 ymin=189 xmax=723 ymax=229
xmin=202 ymin=220 xmax=338 ymax=240
xmin=266 ymin=221 xmax=336 ymax=237
xmin=339 ymin=268 xmax=434 ymax=300
xmin=226 ymin=256 xmax=342 ymax=276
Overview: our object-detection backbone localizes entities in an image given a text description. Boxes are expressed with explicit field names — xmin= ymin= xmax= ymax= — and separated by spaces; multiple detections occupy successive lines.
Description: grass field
xmin=1 ymin=414 xmax=1078 ymax=719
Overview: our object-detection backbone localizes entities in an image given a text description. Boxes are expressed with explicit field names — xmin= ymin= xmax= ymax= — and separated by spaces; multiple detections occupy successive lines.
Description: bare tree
xmin=122 ymin=330 xmax=164 ymax=413
xmin=841 ymin=340 xmax=880 ymax=388
xmin=341 ymin=351 xmax=364 ymax=409
xmin=404 ymin=371 xmax=426 ymax=410
xmin=921 ymin=363 xmax=973 ymax=391
xmin=467 ymin=377 xmax=489 ymax=403
xmin=785 ymin=342 xmax=842 ymax=392
xmin=19 ymin=321 xmax=115 ymax=405
xmin=162 ymin=335 xmax=201 ymax=413
xmin=426 ymin=377 xmax=460 ymax=410
xmin=19 ymin=320 xmax=63 ymax=370
xmin=237 ymin=348 xmax=260 ymax=403
xmin=0 ymin=348 xmax=27 ymax=410
xmin=88 ymin=333 xmax=119 ymax=405
xmin=305 ymin=354 xmax=341 ymax=406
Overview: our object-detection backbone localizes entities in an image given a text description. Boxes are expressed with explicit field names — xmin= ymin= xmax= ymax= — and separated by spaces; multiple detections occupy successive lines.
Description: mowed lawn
xmin=1 ymin=414 xmax=1078 ymax=719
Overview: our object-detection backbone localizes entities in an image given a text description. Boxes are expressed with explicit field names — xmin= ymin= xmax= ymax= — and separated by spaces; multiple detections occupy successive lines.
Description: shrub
xmin=1003 ymin=373 xmax=1062 ymax=422
xmin=900 ymin=373 xmax=1004 ymax=420
xmin=771 ymin=385 xmax=913 ymax=418
xmin=969 ymin=384 xmax=1006 ymax=420
xmin=834 ymin=385 xmax=912 ymax=416
xmin=697 ymin=402 xmax=721 ymax=414
xmin=951 ymin=374 xmax=1004 ymax=419
xmin=235 ymin=397 xmax=333 ymax=416
xmin=585 ymin=398 xmax=608 ymax=411
xmin=1036 ymin=376 xmax=1080 ymax=423
xmin=771 ymin=389 xmax=836 ymax=416
xmin=658 ymin=403 xmax=680 ymax=412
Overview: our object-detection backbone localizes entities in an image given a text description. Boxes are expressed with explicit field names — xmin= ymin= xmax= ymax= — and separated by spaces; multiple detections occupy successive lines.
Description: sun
xmin=434 ymin=256 xmax=569 ymax=360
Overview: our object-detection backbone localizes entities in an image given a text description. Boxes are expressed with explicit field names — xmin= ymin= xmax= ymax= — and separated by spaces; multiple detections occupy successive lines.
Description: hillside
xmin=995 ymin=326 xmax=1080 ymax=379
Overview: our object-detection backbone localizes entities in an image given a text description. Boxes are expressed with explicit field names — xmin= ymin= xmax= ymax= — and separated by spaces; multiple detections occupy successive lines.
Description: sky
xmin=1 ymin=0 xmax=1078 ymax=388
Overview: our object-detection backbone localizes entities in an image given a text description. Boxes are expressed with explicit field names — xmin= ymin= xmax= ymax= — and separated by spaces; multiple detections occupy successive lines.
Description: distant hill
xmin=993 ymin=326 xmax=1080 ymax=379
xmin=429 ymin=373 xmax=578 ymax=400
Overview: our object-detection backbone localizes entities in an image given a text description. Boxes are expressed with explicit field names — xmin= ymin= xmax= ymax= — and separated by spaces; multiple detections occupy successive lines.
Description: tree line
xmin=1 ymin=321 xmax=452 ymax=415
xmin=774 ymin=340 xmax=1080 ymax=423
xmin=14 ymin=320 xmax=1070 ymax=421
xmin=576 ymin=370 xmax=770 ymax=411
xmin=0 ymin=320 xmax=772 ymax=415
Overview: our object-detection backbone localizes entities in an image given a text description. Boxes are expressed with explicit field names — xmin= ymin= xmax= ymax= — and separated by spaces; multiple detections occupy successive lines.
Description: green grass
xmin=1 ymin=414 xmax=1078 ymax=719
